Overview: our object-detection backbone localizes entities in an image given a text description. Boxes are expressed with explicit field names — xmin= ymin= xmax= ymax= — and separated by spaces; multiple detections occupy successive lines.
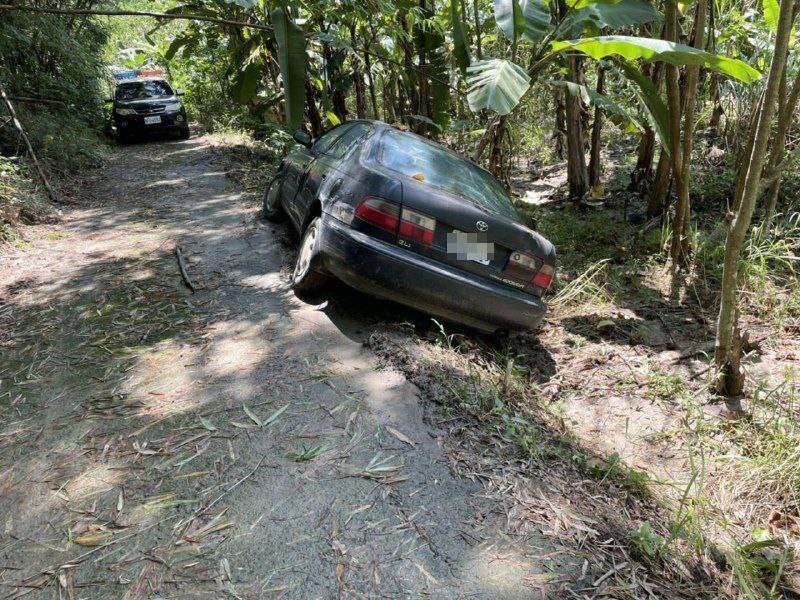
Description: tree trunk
xmin=668 ymin=0 xmax=707 ymax=267
xmin=384 ymin=73 xmax=397 ymax=124
xmin=632 ymin=127 xmax=656 ymax=193
xmin=324 ymin=41 xmax=348 ymax=122
xmin=349 ymin=24 xmax=367 ymax=119
xmin=398 ymin=12 xmax=419 ymax=129
xmin=762 ymin=70 xmax=800 ymax=231
xmin=363 ymin=44 xmax=378 ymax=119
xmin=304 ymin=78 xmax=324 ymax=136
xmin=708 ymin=73 xmax=724 ymax=137
xmin=631 ymin=63 xmax=663 ymax=194
xmin=553 ymin=87 xmax=566 ymax=160
xmin=588 ymin=65 xmax=605 ymax=189
xmin=647 ymin=149 xmax=671 ymax=217
xmin=413 ymin=0 xmax=433 ymax=135
xmin=489 ymin=116 xmax=508 ymax=181
xmin=714 ymin=0 xmax=795 ymax=401
xmin=472 ymin=0 xmax=482 ymax=60
xmin=565 ymin=56 xmax=588 ymax=202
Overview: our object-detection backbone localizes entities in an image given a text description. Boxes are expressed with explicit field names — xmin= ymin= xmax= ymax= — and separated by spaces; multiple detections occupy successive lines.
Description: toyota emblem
xmin=476 ymin=220 xmax=488 ymax=232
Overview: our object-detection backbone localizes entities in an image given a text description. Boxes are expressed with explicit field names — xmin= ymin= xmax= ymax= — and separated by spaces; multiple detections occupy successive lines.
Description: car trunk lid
xmin=398 ymin=179 xmax=555 ymax=296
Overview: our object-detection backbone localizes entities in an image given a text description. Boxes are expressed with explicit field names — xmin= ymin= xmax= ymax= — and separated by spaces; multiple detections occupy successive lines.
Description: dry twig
xmin=174 ymin=246 xmax=196 ymax=293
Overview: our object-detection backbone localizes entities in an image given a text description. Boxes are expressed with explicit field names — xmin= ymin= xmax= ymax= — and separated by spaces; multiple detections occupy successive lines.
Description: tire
xmin=291 ymin=217 xmax=329 ymax=294
xmin=263 ymin=177 xmax=287 ymax=222
xmin=117 ymin=131 xmax=131 ymax=145
xmin=179 ymin=126 xmax=190 ymax=140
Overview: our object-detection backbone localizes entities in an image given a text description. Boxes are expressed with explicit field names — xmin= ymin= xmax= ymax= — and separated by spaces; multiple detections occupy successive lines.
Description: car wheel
xmin=292 ymin=217 xmax=329 ymax=293
xmin=179 ymin=126 xmax=190 ymax=140
xmin=117 ymin=131 xmax=130 ymax=145
xmin=263 ymin=177 xmax=287 ymax=222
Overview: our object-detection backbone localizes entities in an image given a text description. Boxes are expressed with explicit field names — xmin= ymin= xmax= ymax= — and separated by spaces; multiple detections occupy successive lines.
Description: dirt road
xmin=0 ymin=135 xmax=574 ymax=598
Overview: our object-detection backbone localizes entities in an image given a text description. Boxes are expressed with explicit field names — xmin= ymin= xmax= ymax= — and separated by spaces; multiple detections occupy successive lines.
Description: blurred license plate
xmin=144 ymin=116 xmax=161 ymax=125
xmin=447 ymin=230 xmax=493 ymax=265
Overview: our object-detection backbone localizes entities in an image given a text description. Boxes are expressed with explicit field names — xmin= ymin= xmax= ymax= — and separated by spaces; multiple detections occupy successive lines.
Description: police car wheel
xmin=179 ymin=126 xmax=190 ymax=140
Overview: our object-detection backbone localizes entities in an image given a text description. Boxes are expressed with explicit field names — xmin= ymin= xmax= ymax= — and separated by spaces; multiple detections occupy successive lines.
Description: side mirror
xmin=175 ymin=89 xmax=185 ymax=96
xmin=293 ymin=130 xmax=312 ymax=147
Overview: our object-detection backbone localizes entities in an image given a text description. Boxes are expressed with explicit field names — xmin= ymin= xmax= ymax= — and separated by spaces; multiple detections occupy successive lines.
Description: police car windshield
xmin=115 ymin=80 xmax=173 ymax=101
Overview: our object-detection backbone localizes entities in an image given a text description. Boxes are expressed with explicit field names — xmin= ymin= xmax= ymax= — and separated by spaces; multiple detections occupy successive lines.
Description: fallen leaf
xmin=385 ymin=426 xmax=415 ymax=446
xmin=74 ymin=532 xmax=112 ymax=546
xmin=243 ymin=404 xmax=262 ymax=427
xmin=264 ymin=404 xmax=289 ymax=426
xmin=199 ymin=416 xmax=218 ymax=431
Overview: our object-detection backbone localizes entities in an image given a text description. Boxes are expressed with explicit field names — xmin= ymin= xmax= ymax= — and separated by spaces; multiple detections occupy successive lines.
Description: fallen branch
xmin=0 ymin=4 xmax=273 ymax=31
xmin=0 ymin=84 xmax=59 ymax=204
xmin=174 ymin=246 xmax=196 ymax=293
xmin=7 ymin=95 xmax=67 ymax=107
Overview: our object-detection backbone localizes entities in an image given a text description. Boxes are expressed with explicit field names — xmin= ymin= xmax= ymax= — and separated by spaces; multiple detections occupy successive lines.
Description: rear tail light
xmin=505 ymin=251 xmax=555 ymax=290
xmin=533 ymin=263 xmax=555 ymax=290
xmin=399 ymin=207 xmax=436 ymax=245
xmin=354 ymin=196 xmax=400 ymax=233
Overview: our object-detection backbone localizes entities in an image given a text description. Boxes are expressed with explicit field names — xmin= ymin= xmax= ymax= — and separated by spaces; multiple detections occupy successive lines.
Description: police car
xmin=110 ymin=69 xmax=189 ymax=142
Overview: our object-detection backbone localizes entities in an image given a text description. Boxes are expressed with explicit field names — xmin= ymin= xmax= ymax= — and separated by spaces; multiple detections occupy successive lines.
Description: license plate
xmin=446 ymin=230 xmax=493 ymax=265
xmin=144 ymin=116 xmax=161 ymax=125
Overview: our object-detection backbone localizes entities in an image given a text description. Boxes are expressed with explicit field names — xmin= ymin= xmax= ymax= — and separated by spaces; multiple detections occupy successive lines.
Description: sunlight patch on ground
xmin=203 ymin=319 xmax=272 ymax=379
xmin=142 ymin=178 xmax=188 ymax=190
xmin=239 ymin=272 xmax=286 ymax=292
xmin=65 ymin=462 xmax=123 ymax=501
xmin=461 ymin=544 xmax=541 ymax=595
xmin=130 ymin=344 xmax=203 ymax=416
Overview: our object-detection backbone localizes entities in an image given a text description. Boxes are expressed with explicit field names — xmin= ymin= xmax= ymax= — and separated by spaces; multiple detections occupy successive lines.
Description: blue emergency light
xmin=114 ymin=70 xmax=137 ymax=80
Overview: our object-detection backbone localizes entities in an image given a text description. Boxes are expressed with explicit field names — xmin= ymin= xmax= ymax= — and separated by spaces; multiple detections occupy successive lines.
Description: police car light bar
xmin=114 ymin=70 xmax=137 ymax=80
xmin=113 ymin=68 xmax=165 ymax=81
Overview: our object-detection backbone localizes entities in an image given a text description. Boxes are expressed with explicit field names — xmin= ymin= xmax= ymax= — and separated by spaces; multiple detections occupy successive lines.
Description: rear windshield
xmin=115 ymin=80 xmax=174 ymax=101
xmin=377 ymin=129 xmax=517 ymax=219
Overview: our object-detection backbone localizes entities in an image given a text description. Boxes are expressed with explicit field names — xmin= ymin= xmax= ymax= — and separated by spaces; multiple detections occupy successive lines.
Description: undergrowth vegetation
xmin=0 ymin=157 xmax=49 ymax=243
xmin=0 ymin=9 xmax=110 ymax=235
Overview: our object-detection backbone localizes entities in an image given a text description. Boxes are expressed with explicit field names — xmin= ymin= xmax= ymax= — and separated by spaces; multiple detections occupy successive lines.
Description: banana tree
xmin=460 ymin=0 xmax=760 ymax=182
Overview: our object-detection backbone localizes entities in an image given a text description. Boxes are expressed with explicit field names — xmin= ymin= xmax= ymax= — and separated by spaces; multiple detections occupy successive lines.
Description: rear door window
xmin=312 ymin=124 xmax=351 ymax=155
xmin=329 ymin=123 xmax=372 ymax=160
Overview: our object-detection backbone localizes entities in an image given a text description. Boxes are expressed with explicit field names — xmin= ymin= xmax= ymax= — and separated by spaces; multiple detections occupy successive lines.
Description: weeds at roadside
xmin=0 ymin=157 xmax=53 ymax=244
xmin=286 ymin=444 xmax=328 ymax=462
xmin=366 ymin=324 xmax=724 ymax=596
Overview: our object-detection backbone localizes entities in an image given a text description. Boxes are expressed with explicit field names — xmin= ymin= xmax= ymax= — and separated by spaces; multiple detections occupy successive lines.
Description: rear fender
xmin=322 ymin=166 xmax=403 ymax=230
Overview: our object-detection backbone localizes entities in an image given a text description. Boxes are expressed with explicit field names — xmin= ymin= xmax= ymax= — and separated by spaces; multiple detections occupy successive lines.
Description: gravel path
xmin=0 ymin=135 xmax=560 ymax=598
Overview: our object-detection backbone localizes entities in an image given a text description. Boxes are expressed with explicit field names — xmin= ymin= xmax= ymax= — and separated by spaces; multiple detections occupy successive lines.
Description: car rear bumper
xmin=114 ymin=113 xmax=187 ymax=134
xmin=318 ymin=215 xmax=547 ymax=332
